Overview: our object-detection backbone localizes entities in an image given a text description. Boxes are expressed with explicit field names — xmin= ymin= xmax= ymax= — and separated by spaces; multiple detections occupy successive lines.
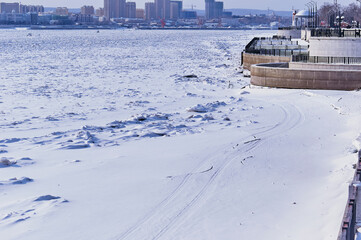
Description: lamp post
xmin=357 ymin=0 xmax=361 ymax=28
xmin=305 ymin=4 xmax=309 ymax=28
xmin=306 ymin=3 xmax=312 ymax=28
xmin=306 ymin=1 xmax=317 ymax=28
xmin=336 ymin=14 xmax=343 ymax=37
xmin=338 ymin=14 xmax=342 ymax=36
xmin=326 ymin=9 xmax=335 ymax=27
xmin=309 ymin=2 xmax=314 ymax=28
xmin=311 ymin=1 xmax=318 ymax=28
xmin=334 ymin=0 xmax=342 ymax=37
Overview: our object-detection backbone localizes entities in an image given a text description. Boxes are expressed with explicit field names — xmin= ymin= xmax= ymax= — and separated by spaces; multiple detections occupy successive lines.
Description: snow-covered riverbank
xmin=0 ymin=29 xmax=360 ymax=240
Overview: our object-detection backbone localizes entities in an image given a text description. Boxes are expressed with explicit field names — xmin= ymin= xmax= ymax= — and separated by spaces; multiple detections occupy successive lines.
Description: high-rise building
xmin=19 ymin=5 xmax=44 ymax=13
xmin=0 ymin=2 xmax=19 ymax=13
xmin=81 ymin=6 xmax=94 ymax=15
xmin=104 ymin=0 xmax=126 ymax=20
xmin=170 ymin=1 xmax=182 ymax=19
xmin=170 ymin=2 xmax=178 ymax=19
xmin=155 ymin=0 xmax=161 ymax=18
xmin=145 ymin=2 xmax=156 ymax=20
xmin=118 ymin=0 xmax=126 ymax=17
xmin=205 ymin=0 xmax=223 ymax=19
xmin=125 ymin=2 xmax=136 ymax=18
xmin=136 ymin=8 xmax=144 ymax=19
xmin=155 ymin=0 xmax=170 ymax=19
xmin=205 ymin=0 xmax=214 ymax=19
xmin=104 ymin=0 xmax=112 ymax=19
xmin=214 ymin=1 xmax=223 ymax=18
xmin=55 ymin=7 xmax=69 ymax=15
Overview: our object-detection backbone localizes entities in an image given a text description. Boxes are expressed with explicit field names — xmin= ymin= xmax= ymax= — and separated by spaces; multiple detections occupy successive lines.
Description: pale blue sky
xmin=16 ymin=0 xmax=358 ymax=11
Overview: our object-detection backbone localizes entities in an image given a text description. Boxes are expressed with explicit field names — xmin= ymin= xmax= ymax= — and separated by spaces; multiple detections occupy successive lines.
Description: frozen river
xmin=0 ymin=29 xmax=360 ymax=240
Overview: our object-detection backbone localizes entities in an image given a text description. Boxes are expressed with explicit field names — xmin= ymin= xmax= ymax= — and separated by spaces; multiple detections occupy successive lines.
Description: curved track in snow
xmin=114 ymin=100 xmax=304 ymax=240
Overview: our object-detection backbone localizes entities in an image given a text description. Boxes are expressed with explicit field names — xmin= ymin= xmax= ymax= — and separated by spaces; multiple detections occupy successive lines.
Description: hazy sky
xmin=16 ymin=0 xmax=358 ymax=11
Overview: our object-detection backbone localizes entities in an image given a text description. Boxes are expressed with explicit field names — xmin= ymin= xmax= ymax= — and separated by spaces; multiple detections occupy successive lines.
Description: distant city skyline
xmin=8 ymin=0 xmax=359 ymax=11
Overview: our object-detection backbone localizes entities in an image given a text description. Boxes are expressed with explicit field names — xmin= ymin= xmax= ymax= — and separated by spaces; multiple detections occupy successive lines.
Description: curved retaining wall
xmin=242 ymin=52 xmax=291 ymax=70
xmin=251 ymin=62 xmax=361 ymax=91
xmin=289 ymin=62 xmax=361 ymax=70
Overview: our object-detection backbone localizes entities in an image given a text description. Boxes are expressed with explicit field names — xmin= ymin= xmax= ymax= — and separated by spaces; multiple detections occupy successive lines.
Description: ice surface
xmin=0 ymin=29 xmax=360 ymax=240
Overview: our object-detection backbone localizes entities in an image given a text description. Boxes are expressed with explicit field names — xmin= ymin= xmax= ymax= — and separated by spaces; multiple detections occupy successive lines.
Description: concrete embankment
xmin=242 ymin=52 xmax=291 ymax=70
xmin=250 ymin=62 xmax=361 ymax=91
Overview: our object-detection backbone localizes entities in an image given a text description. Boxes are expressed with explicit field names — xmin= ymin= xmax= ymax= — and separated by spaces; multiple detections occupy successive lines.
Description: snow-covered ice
xmin=0 ymin=29 xmax=360 ymax=240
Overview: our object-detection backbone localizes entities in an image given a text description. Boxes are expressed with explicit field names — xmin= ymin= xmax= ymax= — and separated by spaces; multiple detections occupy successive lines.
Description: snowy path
xmin=114 ymin=100 xmax=303 ymax=240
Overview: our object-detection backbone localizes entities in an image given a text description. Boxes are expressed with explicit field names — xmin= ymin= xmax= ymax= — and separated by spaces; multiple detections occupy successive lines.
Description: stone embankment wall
xmin=309 ymin=37 xmax=361 ymax=57
xmin=250 ymin=62 xmax=361 ymax=91
xmin=242 ymin=52 xmax=291 ymax=70
xmin=289 ymin=62 xmax=361 ymax=70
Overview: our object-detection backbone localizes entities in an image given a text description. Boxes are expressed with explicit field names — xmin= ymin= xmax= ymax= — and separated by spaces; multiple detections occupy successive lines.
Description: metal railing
xmin=250 ymin=49 xmax=306 ymax=57
xmin=338 ymin=151 xmax=361 ymax=240
xmin=244 ymin=37 xmax=259 ymax=52
xmin=245 ymin=37 xmax=361 ymax=65
xmin=244 ymin=37 xmax=307 ymax=57
xmin=311 ymin=28 xmax=361 ymax=38
xmin=292 ymin=55 xmax=361 ymax=64
xmin=245 ymin=37 xmax=295 ymax=49
xmin=278 ymin=27 xmax=302 ymax=30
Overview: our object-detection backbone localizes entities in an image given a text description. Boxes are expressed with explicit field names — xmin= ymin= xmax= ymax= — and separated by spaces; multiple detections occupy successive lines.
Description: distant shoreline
xmin=0 ymin=25 xmax=276 ymax=31
xmin=0 ymin=25 xmax=115 ymax=30
xmin=137 ymin=28 xmax=274 ymax=31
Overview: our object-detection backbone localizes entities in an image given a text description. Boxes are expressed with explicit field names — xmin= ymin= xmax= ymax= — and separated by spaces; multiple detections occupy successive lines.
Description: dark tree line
xmin=319 ymin=2 xmax=361 ymax=27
